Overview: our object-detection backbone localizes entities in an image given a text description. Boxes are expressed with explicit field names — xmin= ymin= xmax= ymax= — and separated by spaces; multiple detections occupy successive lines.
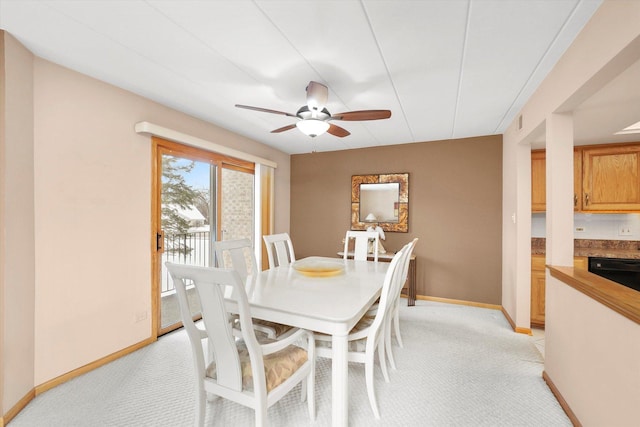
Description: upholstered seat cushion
xmin=349 ymin=315 xmax=375 ymax=334
xmin=315 ymin=315 xmax=375 ymax=352
xmin=206 ymin=340 xmax=308 ymax=392
xmin=253 ymin=319 xmax=294 ymax=337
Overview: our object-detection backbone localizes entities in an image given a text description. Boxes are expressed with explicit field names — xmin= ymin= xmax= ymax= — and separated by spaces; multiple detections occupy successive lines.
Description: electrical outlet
xmin=619 ymin=225 xmax=632 ymax=236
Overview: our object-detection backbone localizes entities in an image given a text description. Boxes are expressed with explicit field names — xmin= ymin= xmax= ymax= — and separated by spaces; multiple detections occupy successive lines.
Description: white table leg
xmin=332 ymin=333 xmax=349 ymax=426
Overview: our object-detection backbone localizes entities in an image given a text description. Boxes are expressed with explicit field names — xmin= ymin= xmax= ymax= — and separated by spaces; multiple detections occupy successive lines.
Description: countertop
xmin=548 ymin=266 xmax=640 ymax=324
xmin=532 ymin=238 xmax=640 ymax=260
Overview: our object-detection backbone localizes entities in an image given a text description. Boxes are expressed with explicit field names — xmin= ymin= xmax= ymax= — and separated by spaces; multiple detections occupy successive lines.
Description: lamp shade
xmin=296 ymin=119 xmax=330 ymax=137
xmin=364 ymin=213 xmax=377 ymax=222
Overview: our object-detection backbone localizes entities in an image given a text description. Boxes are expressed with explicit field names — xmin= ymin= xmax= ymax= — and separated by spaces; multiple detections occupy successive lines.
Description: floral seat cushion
xmin=253 ymin=319 xmax=294 ymax=337
xmin=315 ymin=315 xmax=375 ymax=352
xmin=206 ymin=339 xmax=307 ymax=392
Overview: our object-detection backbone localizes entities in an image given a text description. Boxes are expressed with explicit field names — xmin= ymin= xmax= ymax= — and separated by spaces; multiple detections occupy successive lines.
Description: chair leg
xmin=378 ymin=339 xmax=390 ymax=383
xmin=255 ymin=405 xmax=267 ymax=427
xmin=365 ymin=353 xmax=381 ymax=419
xmin=307 ymin=333 xmax=316 ymax=420
xmin=195 ymin=386 xmax=206 ymax=427
xmin=393 ymin=307 xmax=403 ymax=348
xmin=300 ymin=378 xmax=307 ymax=402
xmin=385 ymin=318 xmax=397 ymax=371
xmin=307 ymin=368 xmax=316 ymax=420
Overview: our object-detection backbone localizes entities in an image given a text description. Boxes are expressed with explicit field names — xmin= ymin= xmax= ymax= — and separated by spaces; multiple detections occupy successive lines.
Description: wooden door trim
xmin=151 ymin=137 xmax=255 ymax=337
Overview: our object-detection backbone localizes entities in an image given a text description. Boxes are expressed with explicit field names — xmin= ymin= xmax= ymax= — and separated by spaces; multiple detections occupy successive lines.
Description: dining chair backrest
xmin=388 ymin=238 xmax=418 ymax=351
xmin=263 ymin=233 xmax=296 ymax=268
xmin=378 ymin=248 xmax=410 ymax=321
xmin=166 ymin=262 xmax=259 ymax=391
xmin=213 ymin=238 xmax=295 ymax=339
xmin=397 ymin=239 xmax=417 ymax=289
xmin=391 ymin=239 xmax=418 ymax=304
xmin=343 ymin=230 xmax=380 ymax=262
xmin=212 ymin=238 xmax=257 ymax=282
xmin=165 ymin=262 xmax=316 ymax=426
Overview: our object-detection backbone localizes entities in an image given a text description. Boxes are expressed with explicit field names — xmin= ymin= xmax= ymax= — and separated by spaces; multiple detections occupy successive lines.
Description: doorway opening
xmin=152 ymin=137 xmax=255 ymax=335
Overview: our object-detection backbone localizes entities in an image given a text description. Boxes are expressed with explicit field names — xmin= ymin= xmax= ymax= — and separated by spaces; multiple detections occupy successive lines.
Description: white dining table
xmin=242 ymin=256 xmax=389 ymax=426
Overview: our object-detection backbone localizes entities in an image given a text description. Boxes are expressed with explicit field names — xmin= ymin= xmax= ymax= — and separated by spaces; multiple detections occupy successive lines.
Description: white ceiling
xmin=4 ymin=0 xmax=634 ymax=155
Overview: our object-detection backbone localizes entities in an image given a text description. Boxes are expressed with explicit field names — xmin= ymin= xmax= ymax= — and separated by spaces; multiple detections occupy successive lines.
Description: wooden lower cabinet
xmin=531 ymin=255 xmax=587 ymax=328
xmin=573 ymin=256 xmax=588 ymax=270
xmin=531 ymin=256 xmax=547 ymax=327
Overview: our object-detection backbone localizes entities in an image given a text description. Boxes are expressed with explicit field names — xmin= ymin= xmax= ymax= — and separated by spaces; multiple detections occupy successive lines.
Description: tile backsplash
xmin=532 ymin=213 xmax=640 ymax=240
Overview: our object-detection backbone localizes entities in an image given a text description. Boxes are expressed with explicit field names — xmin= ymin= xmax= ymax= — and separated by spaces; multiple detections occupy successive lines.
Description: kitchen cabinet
xmin=581 ymin=144 xmax=640 ymax=211
xmin=531 ymin=255 xmax=587 ymax=328
xmin=573 ymin=256 xmax=588 ymax=270
xmin=531 ymin=255 xmax=547 ymax=327
xmin=531 ymin=149 xmax=582 ymax=212
xmin=531 ymin=151 xmax=546 ymax=212
xmin=531 ymin=143 xmax=640 ymax=212
xmin=574 ymin=150 xmax=583 ymax=211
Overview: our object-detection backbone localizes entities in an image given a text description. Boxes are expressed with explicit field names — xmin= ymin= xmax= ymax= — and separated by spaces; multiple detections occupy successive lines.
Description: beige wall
xmin=1 ymin=31 xmax=36 ymax=417
xmin=291 ymin=135 xmax=503 ymax=305
xmin=546 ymin=276 xmax=640 ymax=426
xmin=2 ymin=33 xmax=291 ymax=416
xmin=502 ymin=1 xmax=640 ymax=424
xmin=31 ymin=59 xmax=290 ymax=383
xmin=502 ymin=0 xmax=640 ymax=329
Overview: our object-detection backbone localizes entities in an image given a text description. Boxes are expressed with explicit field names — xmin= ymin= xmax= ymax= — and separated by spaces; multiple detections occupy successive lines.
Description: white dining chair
xmin=343 ymin=230 xmax=380 ymax=262
xmin=383 ymin=238 xmax=418 ymax=369
xmin=263 ymin=233 xmax=296 ymax=268
xmin=314 ymin=248 xmax=407 ymax=419
xmin=165 ymin=262 xmax=315 ymax=427
xmin=213 ymin=239 xmax=294 ymax=339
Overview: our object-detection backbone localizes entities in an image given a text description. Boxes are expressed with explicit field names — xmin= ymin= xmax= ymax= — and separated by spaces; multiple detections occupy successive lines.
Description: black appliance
xmin=588 ymin=257 xmax=640 ymax=292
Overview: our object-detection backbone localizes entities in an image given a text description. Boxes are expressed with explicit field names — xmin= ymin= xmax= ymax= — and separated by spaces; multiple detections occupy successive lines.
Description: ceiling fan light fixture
xmin=305 ymin=81 xmax=328 ymax=112
xmin=296 ymin=119 xmax=330 ymax=137
xmin=236 ymin=81 xmax=390 ymax=138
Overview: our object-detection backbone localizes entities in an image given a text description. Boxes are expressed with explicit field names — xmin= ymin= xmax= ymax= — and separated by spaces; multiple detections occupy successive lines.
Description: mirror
xmin=360 ymin=183 xmax=400 ymax=223
xmin=351 ymin=173 xmax=409 ymax=232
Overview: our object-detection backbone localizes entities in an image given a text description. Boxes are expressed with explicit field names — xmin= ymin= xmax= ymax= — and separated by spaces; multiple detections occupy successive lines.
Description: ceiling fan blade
xmin=327 ymin=123 xmax=350 ymax=138
xmin=271 ymin=124 xmax=297 ymax=133
xmin=306 ymin=81 xmax=328 ymax=111
xmin=331 ymin=110 xmax=392 ymax=121
xmin=235 ymin=104 xmax=297 ymax=117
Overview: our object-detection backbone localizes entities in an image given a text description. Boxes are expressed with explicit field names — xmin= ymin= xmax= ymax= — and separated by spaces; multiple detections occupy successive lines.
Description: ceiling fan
xmin=235 ymin=81 xmax=391 ymax=138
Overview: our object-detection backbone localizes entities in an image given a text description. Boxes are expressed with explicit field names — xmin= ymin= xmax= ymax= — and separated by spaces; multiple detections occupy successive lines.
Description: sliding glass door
xmin=152 ymin=138 xmax=254 ymax=335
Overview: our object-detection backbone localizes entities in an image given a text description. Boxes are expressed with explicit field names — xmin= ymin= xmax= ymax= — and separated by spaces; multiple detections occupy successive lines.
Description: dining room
xmin=2 ymin=1 xmax=640 ymax=426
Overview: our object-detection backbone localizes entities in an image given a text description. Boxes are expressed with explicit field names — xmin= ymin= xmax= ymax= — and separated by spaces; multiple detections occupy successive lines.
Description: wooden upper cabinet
xmin=531 ymin=149 xmax=583 ymax=212
xmin=532 ymin=143 xmax=640 ymax=213
xmin=582 ymin=144 xmax=640 ymax=211
xmin=531 ymin=150 xmax=546 ymax=212
xmin=574 ymin=149 xmax=582 ymax=211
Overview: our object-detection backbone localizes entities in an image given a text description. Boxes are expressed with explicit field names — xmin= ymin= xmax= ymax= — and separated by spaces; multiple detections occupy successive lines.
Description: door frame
xmin=151 ymin=137 xmax=254 ymax=337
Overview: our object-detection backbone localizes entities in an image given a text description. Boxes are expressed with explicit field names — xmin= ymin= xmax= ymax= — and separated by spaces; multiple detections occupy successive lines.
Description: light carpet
xmin=9 ymin=301 xmax=570 ymax=426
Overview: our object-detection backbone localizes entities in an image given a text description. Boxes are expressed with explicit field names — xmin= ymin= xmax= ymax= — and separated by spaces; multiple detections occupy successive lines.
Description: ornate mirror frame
xmin=351 ymin=173 xmax=409 ymax=232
